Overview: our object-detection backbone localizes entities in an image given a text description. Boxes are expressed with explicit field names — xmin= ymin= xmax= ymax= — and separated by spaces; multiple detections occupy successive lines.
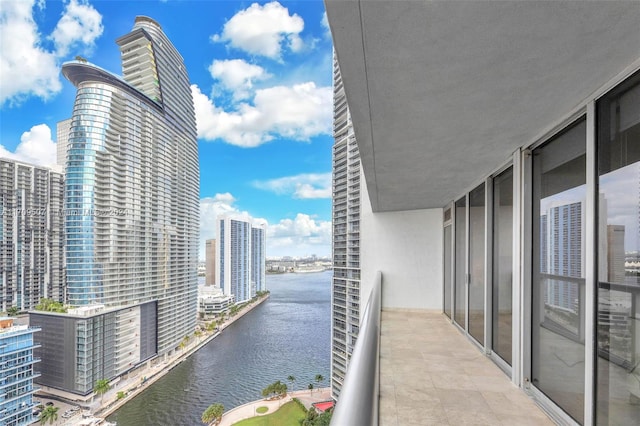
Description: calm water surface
xmin=108 ymin=271 xmax=331 ymax=426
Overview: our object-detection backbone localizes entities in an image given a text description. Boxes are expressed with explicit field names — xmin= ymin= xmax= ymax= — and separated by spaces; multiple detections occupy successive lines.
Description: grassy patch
xmin=256 ymin=406 xmax=268 ymax=414
xmin=232 ymin=401 xmax=305 ymax=426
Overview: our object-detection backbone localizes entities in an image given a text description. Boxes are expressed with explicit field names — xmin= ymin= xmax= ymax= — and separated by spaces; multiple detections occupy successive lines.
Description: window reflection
xmin=597 ymin=72 xmax=640 ymax=425
xmin=532 ymin=118 xmax=586 ymax=423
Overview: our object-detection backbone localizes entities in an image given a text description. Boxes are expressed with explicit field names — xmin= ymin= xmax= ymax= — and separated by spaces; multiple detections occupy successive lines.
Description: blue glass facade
xmin=0 ymin=321 xmax=40 ymax=426
xmin=65 ymin=87 xmax=110 ymax=305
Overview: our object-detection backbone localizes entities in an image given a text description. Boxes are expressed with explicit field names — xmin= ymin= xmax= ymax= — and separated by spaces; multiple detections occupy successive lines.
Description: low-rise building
xmin=0 ymin=317 xmax=40 ymax=426
xmin=198 ymin=286 xmax=234 ymax=317
xmin=29 ymin=302 xmax=157 ymax=400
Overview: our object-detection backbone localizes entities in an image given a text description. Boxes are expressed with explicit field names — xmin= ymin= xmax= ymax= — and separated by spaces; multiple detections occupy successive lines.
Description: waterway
xmin=108 ymin=271 xmax=331 ymax=425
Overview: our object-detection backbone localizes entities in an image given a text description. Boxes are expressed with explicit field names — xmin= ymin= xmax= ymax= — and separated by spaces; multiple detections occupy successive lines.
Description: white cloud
xmin=211 ymin=1 xmax=304 ymax=60
xmin=209 ymin=59 xmax=270 ymax=100
xmin=0 ymin=0 xmax=103 ymax=107
xmin=0 ymin=123 xmax=57 ymax=167
xmin=200 ymin=193 xmax=256 ymax=259
xmin=50 ymin=0 xmax=104 ymax=57
xmin=199 ymin=194 xmax=330 ymax=259
xmin=253 ymin=173 xmax=331 ymax=199
xmin=267 ymin=213 xmax=331 ymax=257
xmin=0 ymin=0 xmax=61 ymax=106
xmin=321 ymin=11 xmax=331 ymax=39
xmin=193 ymin=82 xmax=331 ymax=147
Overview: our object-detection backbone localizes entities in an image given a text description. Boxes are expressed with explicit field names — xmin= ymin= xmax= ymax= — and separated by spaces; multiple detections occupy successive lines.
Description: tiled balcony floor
xmin=380 ymin=310 xmax=555 ymax=426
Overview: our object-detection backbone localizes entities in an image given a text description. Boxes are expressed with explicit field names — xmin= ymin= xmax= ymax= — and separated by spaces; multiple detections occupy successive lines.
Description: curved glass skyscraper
xmin=62 ymin=16 xmax=199 ymax=355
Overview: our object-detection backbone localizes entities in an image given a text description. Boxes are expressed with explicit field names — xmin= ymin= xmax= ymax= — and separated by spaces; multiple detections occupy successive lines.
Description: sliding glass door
xmin=454 ymin=197 xmax=467 ymax=328
xmin=596 ymin=72 xmax=640 ymax=425
xmin=444 ymin=208 xmax=452 ymax=318
xmin=468 ymin=184 xmax=485 ymax=344
xmin=531 ymin=118 xmax=586 ymax=424
xmin=492 ymin=167 xmax=513 ymax=365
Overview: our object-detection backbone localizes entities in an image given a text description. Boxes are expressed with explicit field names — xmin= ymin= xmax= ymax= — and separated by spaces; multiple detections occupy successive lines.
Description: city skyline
xmin=0 ymin=0 xmax=333 ymax=259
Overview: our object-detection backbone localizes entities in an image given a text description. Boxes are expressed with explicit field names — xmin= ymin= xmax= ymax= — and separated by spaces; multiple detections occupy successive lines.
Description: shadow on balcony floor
xmin=380 ymin=310 xmax=554 ymax=426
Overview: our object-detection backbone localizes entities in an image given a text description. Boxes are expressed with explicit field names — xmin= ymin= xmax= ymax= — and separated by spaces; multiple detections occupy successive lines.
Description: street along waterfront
xmin=108 ymin=271 xmax=331 ymax=425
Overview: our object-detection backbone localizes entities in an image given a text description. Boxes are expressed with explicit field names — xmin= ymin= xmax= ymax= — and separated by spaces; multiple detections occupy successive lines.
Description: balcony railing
xmin=331 ymin=271 xmax=381 ymax=426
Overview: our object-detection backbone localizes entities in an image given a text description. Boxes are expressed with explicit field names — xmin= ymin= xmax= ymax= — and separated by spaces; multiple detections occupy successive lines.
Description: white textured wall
xmin=360 ymin=182 xmax=443 ymax=312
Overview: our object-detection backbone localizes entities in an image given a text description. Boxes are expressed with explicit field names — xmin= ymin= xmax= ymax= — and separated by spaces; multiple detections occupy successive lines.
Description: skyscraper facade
xmin=205 ymin=239 xmax=216 ymax=286
xmin=61 ymin=16 xmax=199 ymax=355
xmin=0 ymin=159 xmax=64 ymax=311
xmin=216 ymin=215 xmax=265 ymax=303
xmin=331 ymin=53 xmax=361 ymax=399
xmin=251 ymin=225 xmax=266 ymax=293
xmin=56 ymin=118 xmax=71 ymax=170
xmin=0 ymin=317 xmax=40 ymax=426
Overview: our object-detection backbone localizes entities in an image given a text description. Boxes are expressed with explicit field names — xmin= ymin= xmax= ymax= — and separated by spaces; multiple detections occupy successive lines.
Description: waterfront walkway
xmin=219 ymin=388 xmax=332 ymax=426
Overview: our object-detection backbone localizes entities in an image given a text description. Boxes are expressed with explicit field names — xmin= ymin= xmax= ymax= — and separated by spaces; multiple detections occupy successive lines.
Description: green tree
xmin=206 ymin=321 xmax=217 ymax=332
xmin=201 ymin=403 xmax=224 ymax=425
xmin=302 ymin=407 xmax=318 ymax=426
xmin=287 ymin=375 xmax=295 ymax=393
xmin=315 ymin=374 xmax=324 ymax=389
xmin=308 ymin=383 xmax=314 ymax=395
xmin=39 ymin=405 xmax=59 ymax=424
xmin=6 ymin=306 xmax=19 ymax=316
xmin=194 ymin=330 xmax=202 ymax=342
xmin=94 ymin=378 xmax=111 ymax=404
xmin=35 ymin=298 xmax=67 ymax=313
xmin=116 ymin=391 xmax=126 ymax=400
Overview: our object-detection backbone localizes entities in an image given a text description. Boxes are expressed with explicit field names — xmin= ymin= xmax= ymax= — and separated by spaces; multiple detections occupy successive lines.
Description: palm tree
xmin=94 ymin=378 xmax=111 ymax=404
xmin=287 ymin=375 xmax=295 ymax=394
xmin=315 ymin=374 xmax=324 ymax=389
xmin=194 ymin=330 xmax=202 ymax=342
xmin=308 ymin=383 xmax=314 ymax=395
xmin=202 ymin=403 xmax=224 ymax=425
xmin=39 ymin=405 xmax=59 ymax=424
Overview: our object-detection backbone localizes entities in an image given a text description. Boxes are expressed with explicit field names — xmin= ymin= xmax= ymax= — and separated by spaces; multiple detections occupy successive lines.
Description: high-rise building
xmin=251 ymin=225 xmax=266 ymax=293
xmin=60 ymin=16 xmax=199 ymax=357
xmin=0 ymin=317 xmax=40 ymax=426
xmin=0 ymin=159 xmax=65 ymax=311
xmin=205 ymin=239 xmax=216 ymax=285
xmin=330 ymin=53 xmax=361 ymax=399
xmin=216 ymin=215 xmax=266 ymax=303
xmin=540 ymin=200 xmax=584 ymax=312
xmin=55 ymin=118 xmax=71 ymax=170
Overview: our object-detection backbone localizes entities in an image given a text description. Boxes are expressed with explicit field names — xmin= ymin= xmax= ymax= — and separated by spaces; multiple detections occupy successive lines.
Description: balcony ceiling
xmin=325 ymin=0 xmax=640 ymax=212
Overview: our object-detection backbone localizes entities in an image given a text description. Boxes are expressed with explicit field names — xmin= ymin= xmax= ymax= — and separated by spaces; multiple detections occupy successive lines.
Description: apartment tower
xmin=61 ymin=16 xmax=199 ymax=355
xmin=0 ymin=159 xmax=64 ymax=311
xmin=205 ymin=239 xmax=216 ymax=285
xmin=0 ymin=317 xmax=40 ymax=426
xmin=330 ymin=53 xmax=361 ymax=399
xmin=216 ymin=215 xmax=266 ymax=303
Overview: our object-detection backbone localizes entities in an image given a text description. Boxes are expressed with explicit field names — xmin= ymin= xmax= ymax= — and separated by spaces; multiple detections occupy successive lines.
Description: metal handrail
xmin=331 ymin=271 xmax=382 ymax=426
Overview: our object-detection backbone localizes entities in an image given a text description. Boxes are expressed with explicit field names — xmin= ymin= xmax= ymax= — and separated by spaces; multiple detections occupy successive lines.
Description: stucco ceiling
xmin=325 ymin=0 xmax=640 ymax=212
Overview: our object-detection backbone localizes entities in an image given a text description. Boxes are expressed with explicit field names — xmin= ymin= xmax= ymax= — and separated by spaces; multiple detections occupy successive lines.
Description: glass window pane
xmin=469 ymin=184 xmax=485 ymax=344
xmin=532 ymin=118 xmax=586 ymax=423
xmin=455 ymin=197 xmax=467 ymax=328
xmin=492 ymin=167 xmax=513 ymax=365
xmin=444 ymin=224 xmax=452 ymax=318
xmin=597 ymin=72 xmax=640 ymax=425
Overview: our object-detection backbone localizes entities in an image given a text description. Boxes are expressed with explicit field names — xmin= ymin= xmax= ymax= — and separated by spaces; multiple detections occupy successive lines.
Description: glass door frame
xmin=521 ymin=107 xmax=597 ymax=426
xmin=487 ymin=159 xmax=518 ymax=378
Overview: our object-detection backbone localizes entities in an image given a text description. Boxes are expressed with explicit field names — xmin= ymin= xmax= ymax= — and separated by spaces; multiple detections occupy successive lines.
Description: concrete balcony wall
xmin=360 ymin=184 xmax=443 ymax=313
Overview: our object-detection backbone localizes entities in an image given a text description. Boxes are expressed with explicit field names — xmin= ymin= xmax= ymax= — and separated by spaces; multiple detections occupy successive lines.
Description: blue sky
xmin=0 ymin=0 xmax=333 ymax=259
